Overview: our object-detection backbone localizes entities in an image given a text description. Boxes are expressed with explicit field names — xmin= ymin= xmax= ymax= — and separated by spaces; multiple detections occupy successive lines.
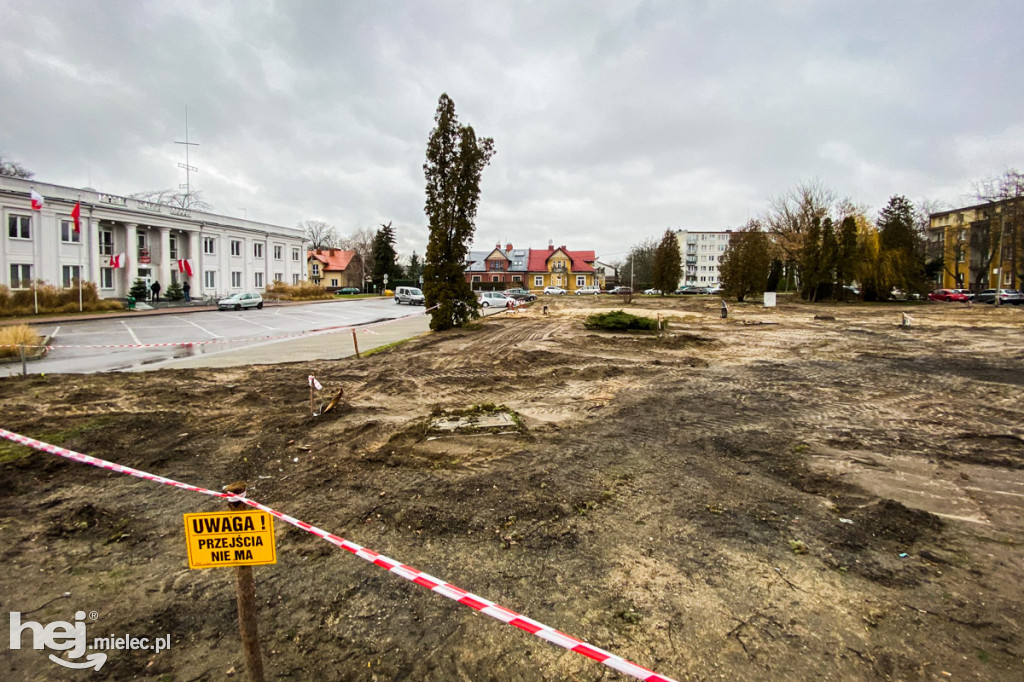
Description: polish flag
xmin=30 ymin=190 xmax=44 ymax=210
xmin=177 ymin=259 xmax=193 ymax=276
xmin=110 ymin=253 xmax=125 ymax=269
xmin=71 ymin=202 xmax=81 ymax=233
xmin=308 ymin=375 xmax=322 ymax=391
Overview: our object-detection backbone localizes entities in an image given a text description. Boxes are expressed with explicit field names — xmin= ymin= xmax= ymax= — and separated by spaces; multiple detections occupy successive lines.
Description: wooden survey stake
xmin=183 ymin=510 xmax=277 ymax=569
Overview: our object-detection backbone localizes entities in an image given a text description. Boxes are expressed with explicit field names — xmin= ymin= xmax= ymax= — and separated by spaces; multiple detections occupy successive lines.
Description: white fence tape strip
xmin=0 ymin=427 xmax=676 ymax=682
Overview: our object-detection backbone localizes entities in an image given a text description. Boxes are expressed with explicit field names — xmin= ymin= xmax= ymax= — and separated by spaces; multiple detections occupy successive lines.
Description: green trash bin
xmin=127 ymin=295 xmax=136 ymax=310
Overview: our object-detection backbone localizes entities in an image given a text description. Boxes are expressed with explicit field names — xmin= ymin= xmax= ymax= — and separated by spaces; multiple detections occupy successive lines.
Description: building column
xmin=124 ymin=222 xmax=137 ymax=293
xmin=88 ymin=215 xmax=101 ymax=287
xmin=158 ymin=226 xmax=172 ymax=289
xmin=188 ymin=230 xmax=200 ymax=288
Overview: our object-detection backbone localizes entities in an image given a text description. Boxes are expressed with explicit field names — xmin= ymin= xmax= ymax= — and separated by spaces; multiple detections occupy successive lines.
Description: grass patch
xmin=0 ymin=325 xmax=42 ymax=358
xmin=264 ymin=281 xmax=334 ymax=301
xmin=361 ymin=338 xmax=414 ymax=358
xmin=0 ymin=417 xmax=114 ymax=464
xmin=584 ymin=310 xmax=663 ymax=332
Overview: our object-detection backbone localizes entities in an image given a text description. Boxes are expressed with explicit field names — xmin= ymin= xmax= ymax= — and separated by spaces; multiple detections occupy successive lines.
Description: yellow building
xmin=525 ymin=245 xmax=600 ymax=292
xmin=928 ymin=199 xmax=1022 ymax=291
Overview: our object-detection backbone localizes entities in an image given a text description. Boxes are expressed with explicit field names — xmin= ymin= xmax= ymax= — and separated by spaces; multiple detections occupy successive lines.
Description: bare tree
xmin=973 ymin=169 xmax=1024 ymax=289
xmin=131 ymin=189 xmax=213 ymax=211
xmin=339 ymin=225 xmax=377 ymax=285
xmin=0 ymin=153 xmax=34 ymax=178
xmin=301 ymin=219 xmax=339 ymax=250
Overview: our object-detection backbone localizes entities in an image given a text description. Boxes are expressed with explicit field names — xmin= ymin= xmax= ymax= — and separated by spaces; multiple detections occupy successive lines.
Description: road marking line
xmin=173 ymin=316 xmax=223 ymax=338
xmin=51 ymin=325 xmax=61 ymax=338
xmin=229 ymin=316 xmax=275 ymax=330
xmin=119 ymin=320 xmax=141 ymax=345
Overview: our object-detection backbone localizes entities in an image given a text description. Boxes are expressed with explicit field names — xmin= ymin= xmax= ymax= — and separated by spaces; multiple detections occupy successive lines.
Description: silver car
xmin=478 ymin=291 xmax=515 ymax=307
xmin=218 ymin=292 xmax=263 ymax=310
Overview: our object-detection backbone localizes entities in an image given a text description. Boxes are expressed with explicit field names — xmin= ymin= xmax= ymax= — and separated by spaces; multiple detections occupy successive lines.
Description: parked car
xmin=609 ymin=286 xmax=633 ymax=295
xmin=643 ymin=288 xmax=662 ymax=295
xmin=927 ymin=289 xmax=970 ymax=302
xmin=478 ymin=291 xmax=515 ymax=307
xmin=953 ymin=289 xmax=975 ymax=300
xmin=504 ymin=288 xmax=537 ymax=302
xmin=394 ymin=286 xmax=425 ymax=305
xmin=975 ymin=289 xmax=1024 ymax=305
xmin=335 ymin=287 xmax=361 ymax=295
xmin=678 ymin=286 xmax=710 ymax=295
xmin=543 ymin=286 xmax=567 ymax=295
xmin=218 ymin=292 xmax=263 ymax=310
xmin=574 ymin=285 xmax=601 ymax=295
xmin=706 ymin=286 xmax=723 ymax=295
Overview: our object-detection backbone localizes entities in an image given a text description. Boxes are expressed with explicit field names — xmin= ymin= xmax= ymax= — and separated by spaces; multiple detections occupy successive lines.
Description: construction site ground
xmin=1 ymin=296 xmax=1022 ymax=681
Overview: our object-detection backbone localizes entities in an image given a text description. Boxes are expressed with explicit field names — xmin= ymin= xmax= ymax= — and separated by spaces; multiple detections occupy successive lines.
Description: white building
xmin=674 ymin=229 xmax=733 ymax=288
xmin=2 ymin=176 xmax=306 ymax=300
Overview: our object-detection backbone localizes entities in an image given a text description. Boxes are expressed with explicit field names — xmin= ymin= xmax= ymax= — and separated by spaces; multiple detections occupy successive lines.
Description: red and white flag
xmin=177 ymin=259 xmax=193 ymax=276
xmin=71 ymin=202 xmax=81 ymax=233
xmin=308 ymin=375 xmax=322 ymax=391
xmin=30 ymin=190 xmax=44 ymax=210
xmin=109 ymin=253 xmax=125 ymax=269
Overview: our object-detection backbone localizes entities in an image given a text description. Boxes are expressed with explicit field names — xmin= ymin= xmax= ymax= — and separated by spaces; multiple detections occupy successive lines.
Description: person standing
xmin=150 ymin=280 xmax=162 ymax=303
xmin=182 ymin=281 xmax=191 ymax=302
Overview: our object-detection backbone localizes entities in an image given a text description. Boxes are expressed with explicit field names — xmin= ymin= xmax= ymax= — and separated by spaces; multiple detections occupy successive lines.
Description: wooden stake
xmin=20 ymin=344 xmax=27 ymax=376
xmin=351 ymin=329 xmax=360 ymax=358
xmin=224 ymin=482 xmax=265 ymax=682
xmin=309 ymin=375 xmax=315 ymax=415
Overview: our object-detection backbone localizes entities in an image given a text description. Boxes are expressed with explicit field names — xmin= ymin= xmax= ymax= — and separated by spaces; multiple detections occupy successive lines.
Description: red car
xmin=928 ymin=289 xmax=969 ymax=302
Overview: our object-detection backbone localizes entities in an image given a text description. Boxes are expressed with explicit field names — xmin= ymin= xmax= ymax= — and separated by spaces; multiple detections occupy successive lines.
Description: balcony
xmin=550 ymin=265 xmax=568 ymax=274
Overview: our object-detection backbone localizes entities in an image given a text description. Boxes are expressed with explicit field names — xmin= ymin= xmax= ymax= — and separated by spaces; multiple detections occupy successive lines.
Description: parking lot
xmin=5 ymin=298 xmax=432 ymax=375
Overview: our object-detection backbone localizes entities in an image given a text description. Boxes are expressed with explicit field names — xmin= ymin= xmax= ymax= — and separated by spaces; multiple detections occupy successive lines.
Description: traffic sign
xmin=184 ymin=510 xmax=276 ymax=569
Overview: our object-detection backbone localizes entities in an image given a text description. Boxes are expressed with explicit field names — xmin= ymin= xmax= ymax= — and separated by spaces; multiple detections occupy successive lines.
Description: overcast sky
xmin=2 ymin=1 xmax=1022 ymax=262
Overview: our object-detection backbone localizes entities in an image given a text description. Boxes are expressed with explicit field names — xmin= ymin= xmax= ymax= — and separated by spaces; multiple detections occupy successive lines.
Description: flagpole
xmin=31 ymin=186 xmax=38 ymax=314
xmin=77 ymin=195 xmax=83 ymax=312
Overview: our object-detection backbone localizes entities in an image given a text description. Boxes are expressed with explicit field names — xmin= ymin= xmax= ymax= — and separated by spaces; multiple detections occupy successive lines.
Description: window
xmin=577 ymin=275 xmax=586 ymax=287
xmin=512 ymin=275 xmax=521 ymax=282
xmin=491 ymin=275 xmax=499 ymax=282
xmin=137 ymin=233 xmax=147 ymax=250
xmin=472 ymin=275 xmax=481 ymax=282
xmin=62 ymin=265 xmax=81 ymax=288
xmin=273 ymin=245 xmax=283 ymax=260
xmin=331 ymin=278 xmax=339 ymax=287
xmin=956 ymin=248 xmax=965 ymax=263
xmin=8 ymin=215 xmax=30 ymax=239
xmin=534 ymin=275 xmax=543 ymax=286
xmin=169 ymin=235 xmax=178 ymax=260
xmin=274 ymin=272 xmax=283 ymax=282
xmin=100 ymin=230 xmax=113 ymax=256
xmin=254 ymin=243 xmax=264 ymax=259
xmin=292 ymin=273 xmax=300 ymax=285
xmin=231 ymin=240 xmax=242 ymax=256
xmin=61 ymin=220 xmax=81 ymax=243
xmin=204 ymin=271 xmax=216 ymax=289
xmin=254 ymin=272 xmax=264 ymax=288
xmin=312 ymin=263 xmax=320 ymax=275
xmin=10 ymin=264 xmax=32 ymax=288
xmin=203 ymin=237 xmax=216 ymax=255
xmin=292 ymin=247 xmax=300 ymax=261
xmin=100 ymin=268 xmax=114 ymax=289
xmin=231 ymin=271 xmax=242 ymax=288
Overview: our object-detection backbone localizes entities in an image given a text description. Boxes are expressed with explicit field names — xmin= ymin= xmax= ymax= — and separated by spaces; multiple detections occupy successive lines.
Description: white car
xmin=575 ymin=286 xmax=601 ymax=295
xmin=643 ymin=288 xmax=662 ymax=295
xmin=218 ymin=292 xmax=263 ymax=310
xmin=543 ymin=286 xmax=567 ymax=295
xmin=478 ymin=291 xmax=515 ymax=307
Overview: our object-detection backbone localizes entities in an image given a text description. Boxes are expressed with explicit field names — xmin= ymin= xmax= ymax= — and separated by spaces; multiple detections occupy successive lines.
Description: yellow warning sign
xmin=183 ymin=510 xmax=276 ymax=569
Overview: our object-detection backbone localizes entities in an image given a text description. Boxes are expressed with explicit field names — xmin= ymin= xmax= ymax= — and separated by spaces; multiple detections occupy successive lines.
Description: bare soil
xmin=1 ymin=297 xmax=1022 ymax=681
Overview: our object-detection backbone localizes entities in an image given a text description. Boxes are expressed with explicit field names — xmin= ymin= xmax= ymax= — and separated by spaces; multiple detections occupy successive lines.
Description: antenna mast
xmin=175 ymin=106 xmax=199 ymax=207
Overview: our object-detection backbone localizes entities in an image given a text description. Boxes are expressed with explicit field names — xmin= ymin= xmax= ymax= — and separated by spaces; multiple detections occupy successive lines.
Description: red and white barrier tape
xmin=0 ymin=427 xmax=675 ymax=682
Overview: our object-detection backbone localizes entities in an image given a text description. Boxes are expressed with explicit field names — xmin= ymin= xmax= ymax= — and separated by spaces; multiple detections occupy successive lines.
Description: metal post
xmin=224 ymin=482 xmax=265 ymax=682
xmin=20 ymin=344 xmax=27 ymax=376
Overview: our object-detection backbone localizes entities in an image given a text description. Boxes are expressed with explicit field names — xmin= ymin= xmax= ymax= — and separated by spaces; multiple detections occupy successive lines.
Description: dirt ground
xmin=1 ymin=296 xmax=1022 ymax=681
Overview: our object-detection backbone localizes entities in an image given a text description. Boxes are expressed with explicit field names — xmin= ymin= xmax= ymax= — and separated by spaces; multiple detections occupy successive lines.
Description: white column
xmin=88 ymin=215 xmax=101 ymax=286
xmin=124 ymin=222 xmax=137 ymax=293
xmin=188 ymin=230 xmax=200 ymax=288
xmin=158 ymin=226 xmax=172 ymax=288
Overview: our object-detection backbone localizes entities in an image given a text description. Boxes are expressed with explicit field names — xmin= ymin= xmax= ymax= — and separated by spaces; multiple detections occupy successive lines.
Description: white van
xmin=394 ymin=286 xmax=425 ymax=305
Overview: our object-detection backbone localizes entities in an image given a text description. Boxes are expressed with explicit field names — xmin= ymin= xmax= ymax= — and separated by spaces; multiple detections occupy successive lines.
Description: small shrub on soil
xmin=0 ymin=324 xmax=41 ymax=358
xmin=584 ymin=310 xmax=663 ymax=332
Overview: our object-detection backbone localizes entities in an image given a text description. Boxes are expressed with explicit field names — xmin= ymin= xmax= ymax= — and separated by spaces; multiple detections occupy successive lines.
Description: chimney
xmin=559 ymin=245 xmax=566 ymax=251
xmin=506 ymin=243 xmax=513 ymax=252
xmin=330 ymin=248 xmax=336 ymax=255
xmin=495 ymin=242 xmax=501 ymax=249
